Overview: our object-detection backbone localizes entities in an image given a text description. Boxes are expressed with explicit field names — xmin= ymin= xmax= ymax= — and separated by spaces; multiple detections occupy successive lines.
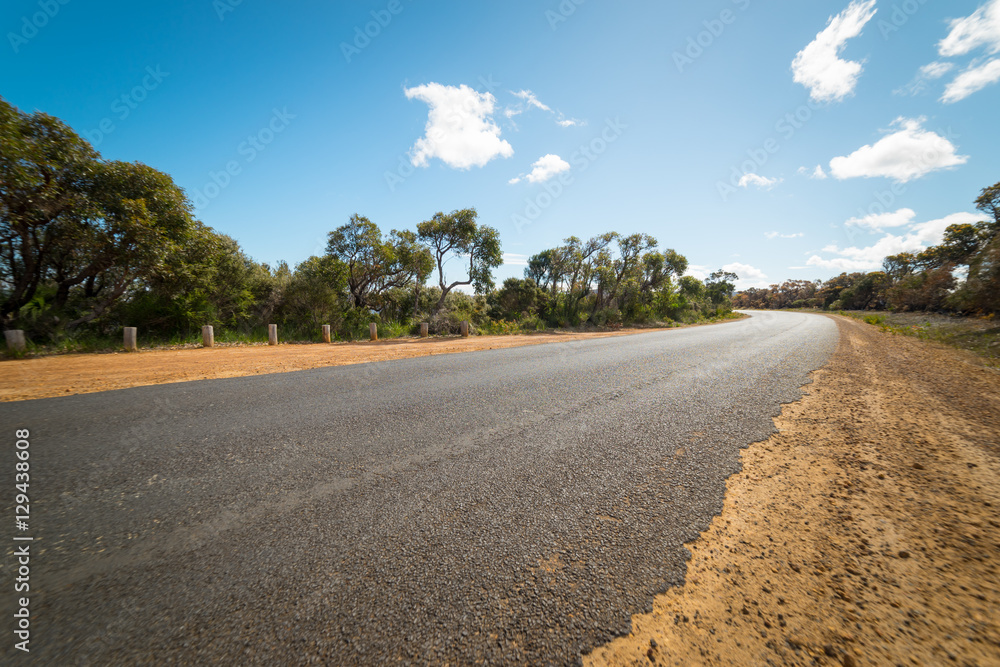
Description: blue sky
xmin=2 ymin=0 xmax=998 ymax=289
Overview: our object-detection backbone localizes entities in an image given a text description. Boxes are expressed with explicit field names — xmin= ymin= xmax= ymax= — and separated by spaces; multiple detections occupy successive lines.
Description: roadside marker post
xmin=202 ymin=325 xmax=214 ymax=348
xmin=268 ymin=324 xmax=278 ymax=346
xmin=123 ymin=327 xmax=137 ymax=352
xmin=4 ymin=330 xmax=26 ymax=351
xmin=322 ymin=325 xmax=331 ymax=343
xmin=369 ymin=322 xmax=378 ymax=341
xmin=460 ymin=320 xmax=469 ymax=337
xmin=420 ymin=322 xmax=429 ymax=337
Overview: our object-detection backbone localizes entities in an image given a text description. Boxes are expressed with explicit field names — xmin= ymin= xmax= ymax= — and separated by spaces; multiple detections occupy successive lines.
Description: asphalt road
xmin=1 ymin=311 xmax=838 ymax=665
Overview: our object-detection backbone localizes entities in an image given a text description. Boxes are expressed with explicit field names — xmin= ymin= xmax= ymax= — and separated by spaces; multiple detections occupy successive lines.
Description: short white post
xmin=460 ymin=320 xmax=469 ymax=337
xmin=322 ymin=325 xmax=331 ymax=343
xmin=123 ymin=327 xmax=137 ymax=352
xmin=369 ymin=322 xmax=378 ymax=341
xmin=268 ymin=324 xmax=278 ymax=346
xmin=420 ymin=322 xmax=429 ymax=338
xmin=202 ymin=325 xmax=214 ymax=348
xmin=4 ymin=330 xmax=26 ymax=352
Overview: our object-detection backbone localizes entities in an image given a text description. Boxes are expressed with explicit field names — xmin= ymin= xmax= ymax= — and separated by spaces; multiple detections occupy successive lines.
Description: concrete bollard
xmin=123 ymin=327 xmax=137 ymax=352
xmin=369 ymin=322 xmax=378 ymax=341
xmin=268 ymin=324 xmax=278 ymax=346
xmin=4 ymin=330 xmax=26 ymax=352
xmin=420 ymin=322 xmax=429 ymax=338
xmin=460 ymin=320 xmax=469 ymax=337
xmin=322 ymin=325 xmax=331 ymax=343
xmin=202 ymin=325 xmax=214 ymax=348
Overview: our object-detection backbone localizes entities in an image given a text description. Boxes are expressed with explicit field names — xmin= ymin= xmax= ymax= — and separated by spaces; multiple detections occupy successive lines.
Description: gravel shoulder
xmin=585 ymin=315 xmax=1000 ymax=666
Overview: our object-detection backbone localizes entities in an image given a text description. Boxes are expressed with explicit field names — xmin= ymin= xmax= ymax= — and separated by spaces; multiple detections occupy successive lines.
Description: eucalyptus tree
xmin=417 ymin=208 xmax=503 ymax=314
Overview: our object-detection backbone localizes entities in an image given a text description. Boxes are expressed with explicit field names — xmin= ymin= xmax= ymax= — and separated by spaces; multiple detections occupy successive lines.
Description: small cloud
xmin=845 ymin=208 xmax=917 ymax=229
xmin=509 ymin=154 xmax=571 ymax=185
xmin=684 ymin=265 xmax=710 ymax=281
xmin=791 ymin=0 xmax=878 ymax=102
xmin=942 ymin=57 xmax=1000 ymax=102
xmin=738 ymin=173 xmax=782 ymax=189
xmin=798 ymin=164 xmax=828 ymax=179
xmin=557 ymin=118 xmax=584 ymax=127
xmin=765 ymin=231 xmax=805 ymax=239
xmin=937 ymin=0 xmax=1000 ymax=58
xmin=502 ymin=252 xmax=530 ymax=266
xmin=722 ymin=262 xmax=769 ymax=289
xmin=922 ymin=61 xmax=956 ymax=78
xmin=828 ymin=117 xmax=968 ymax=182
xmin=511 ymin=89 xmax=551 ymax=112
xmin=896 ymin=61 xmax=957 ymax=96
xmin=405 ymin=83 xmax=514 ymax=169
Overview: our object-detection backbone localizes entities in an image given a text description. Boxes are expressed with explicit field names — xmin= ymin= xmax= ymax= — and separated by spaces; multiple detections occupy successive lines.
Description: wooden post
xmin=322 ymin=325 xmax=331 ymax=343
xmin=202 ymin=325 xmax=214 ymax=348
xmin=420 ymin=322 xmax=429 ymax=338
xmin=268 ymin=324 xmax=278 ymax=346
xmin=460 ymin=320 xmax=469 ymax=337
xmin=369 ymin=322 xmax=378 ymax=341
xmin=123 ymin=327 xmax=137 ymax=352
xmin=4 ymin=330 xmax=26 ymax=352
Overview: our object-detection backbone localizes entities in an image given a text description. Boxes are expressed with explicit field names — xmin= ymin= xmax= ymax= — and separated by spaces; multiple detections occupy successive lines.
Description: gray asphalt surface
xmin=1 ymin=311 xmax=838 ymax=665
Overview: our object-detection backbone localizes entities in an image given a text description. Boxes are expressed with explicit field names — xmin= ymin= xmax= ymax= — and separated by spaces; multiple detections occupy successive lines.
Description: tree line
xmin=734 ymin=181 xmax=1000 ymax=315
xmin=1 ymin=98 xmax=737 ymax=348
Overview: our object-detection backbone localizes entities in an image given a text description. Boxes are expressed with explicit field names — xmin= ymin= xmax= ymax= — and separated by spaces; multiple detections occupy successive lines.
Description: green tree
xmin=325 ymin=214 xmax=415 ymax=312
xmin=705 ymin=270 xmax=738 ymax=305
xmin=0 ymin=97 xmax=99 ymax=321
xmin=417 ymin=208 xmax=503 ymax=314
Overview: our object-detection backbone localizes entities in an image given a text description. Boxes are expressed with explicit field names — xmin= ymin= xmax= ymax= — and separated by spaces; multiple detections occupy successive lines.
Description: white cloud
xmin=896 ymin=61 xmax=957 ymax=96
xmin=502 ymin=90 xmax=583 ymax=129
xmin=791 ymin=0 xmax=878 ymax=102
xmin=828 ymin=117 xmax=968 ymax=182
xmin=510 ymin=154 xmax=570 ymax=185
xmin=738 ymin=173 xmax=782 ymax=189
xmin=405 ymin=83 xmax=514 ymax=169
xmin=765 ymin=231 xmax=805 ymax=239
xmin=924 ymin=1 xmax=1000 ymax=101
xmin=922 ymin=61 xmax=956 ymax=78
xmin=722 ymin=262 xmax=770 ymax=289
xmin=797 ymin=164 xmax=828 ymax=179
xmin=502 ymin=253 xmax=530 ymax=267
xmin=684 ymin=265 xmax=710 ymax=281
xmin=512 ymin=90 xmax=551 ymax=112
xmin=937 ymin=0 xmax=1000 ymax=57
xmin=941 ymin=57 xmax=1000 ymax=102
xmin=806 ymin=211 xmax=981 ymax=271
xmin=845 ymin=208 xmax=917 ymax=230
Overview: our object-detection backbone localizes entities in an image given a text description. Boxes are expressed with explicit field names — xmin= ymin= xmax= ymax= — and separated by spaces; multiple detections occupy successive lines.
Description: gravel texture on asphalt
xmin=1 ymin=311 xmax=837 ymax=665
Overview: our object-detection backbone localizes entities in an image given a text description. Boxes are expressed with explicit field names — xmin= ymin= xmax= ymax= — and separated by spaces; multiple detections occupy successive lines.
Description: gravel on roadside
xmin=586 ymin=315 xmax=1000 ymax=666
